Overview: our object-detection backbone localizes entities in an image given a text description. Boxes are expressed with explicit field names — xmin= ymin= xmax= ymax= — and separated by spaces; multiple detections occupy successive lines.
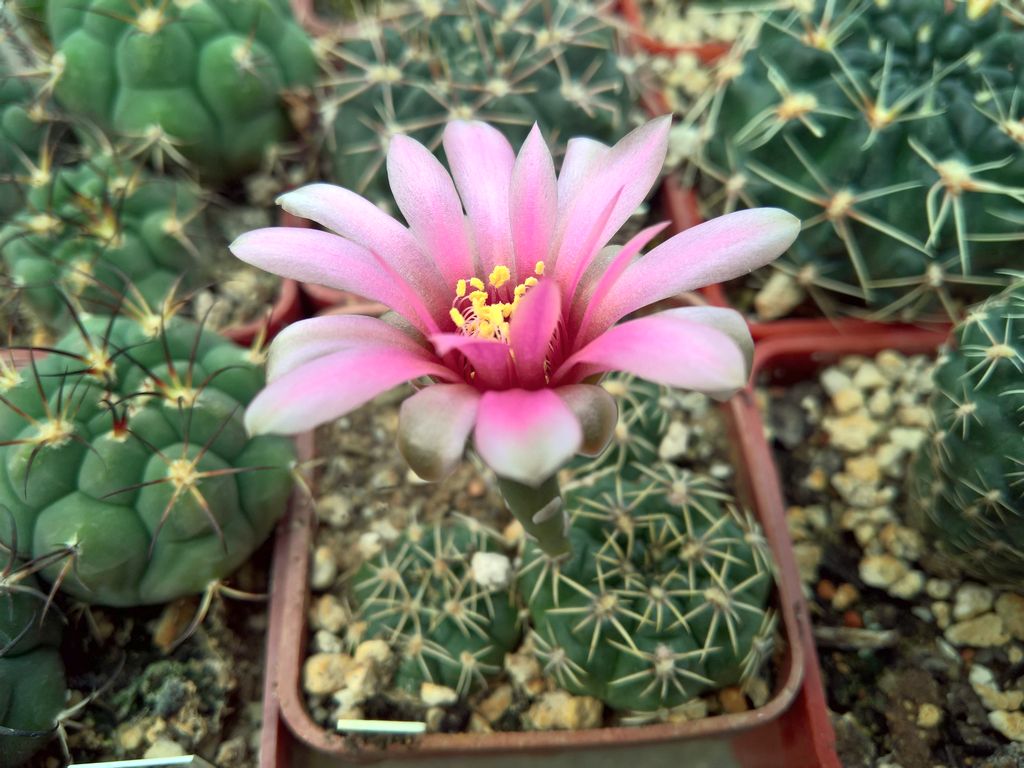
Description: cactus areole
xmin=230 ymin=117 xmax=799 ymax=555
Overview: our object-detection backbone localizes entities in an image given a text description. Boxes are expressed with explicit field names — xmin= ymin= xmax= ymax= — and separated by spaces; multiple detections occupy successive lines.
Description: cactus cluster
xmin=697 ymin=0 xmax=1024 ymax=320
xmin=321 ymin=0 xmax=639 ymax=207
xmin=0 ymin=152 xmax=202 ymax=336
xmin=349 ymin=517 xmax=519 ymax=695
xmin=0 ymin=552 xmax=66 ymax=767
xmin=44 ymin=0 xmax=318 ymax=181
xmin=911 ymin=279 xmax=1024 ymax=584
xmin=0 ymin=312 xmax=296 ymax=606
xmin=519 ymin=464 xmax=774 ymax=713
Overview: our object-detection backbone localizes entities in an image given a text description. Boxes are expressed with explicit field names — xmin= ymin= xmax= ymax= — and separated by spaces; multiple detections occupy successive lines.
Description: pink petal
xmin=277 ymin=184 xmax=447 ymax=315
xmin=553 ymin=309 xmax=750 ymax=396
xmin=387 ymin=134 xmax=475 ymax=287
xmin=265 ymin=315 xmax=426 ymax=382
xmin=443 ymin=122 xmax=515 ymax=277
xmin=398 ymin=384 xmax=480 ymax=481
xmin=474 ymin=389 xmax=582 ymax=486
xmin=557 ymin=136 xmax=609 ymax=219
xmin=509 ymin=278 xmax=561 ymax=388
xmin=245 ymin=347 xmax=457 ymax=435
xmin=573 ymin=221 xmax=669 ymax=345
xmin=430 ymin=333 xmax=513 ymax=390
xmin=230 ymin=227 xmax=439 ymax=333
xmin=587 ymin=208 xmax=801 ymax=336
xmin=509 ymin=124 xmax=557 ymax=282
xmin=553 ymin=117 xmax=671 ymax=286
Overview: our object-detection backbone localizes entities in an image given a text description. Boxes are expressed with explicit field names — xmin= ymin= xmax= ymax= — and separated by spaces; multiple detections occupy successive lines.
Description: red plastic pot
xmin=618 ymin=0 xmax=731 ymax=62
xmin=259 ymin=392 xmax=840 ymax=766
xmin=221 ymin=211 xmax=307 ymax=348
xmin=662 ymin=176 xmax=953 ymax=343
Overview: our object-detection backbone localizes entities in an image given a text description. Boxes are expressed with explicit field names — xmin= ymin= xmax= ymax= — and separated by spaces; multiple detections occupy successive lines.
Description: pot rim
xmin=264 ymin=387 xmax=811 ymax=761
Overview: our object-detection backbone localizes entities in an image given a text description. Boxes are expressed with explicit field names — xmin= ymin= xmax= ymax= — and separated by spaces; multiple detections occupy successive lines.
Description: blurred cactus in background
xmin=321 ymin=0 xmax=641 ymax=208
xmin=696 ymin=0 xmax=1024 ymax=321
xmin=911 ymin=278 xmax=1024 ymax=584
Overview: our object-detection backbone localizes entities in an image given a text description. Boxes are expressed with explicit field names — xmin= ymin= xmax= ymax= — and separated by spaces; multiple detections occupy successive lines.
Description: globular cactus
xmin=0 ymin=551 xmax=66 ymax=767
xmin=0 ymin=152 xmax=201 ymax=336
xmin=698 ymin=0 xmax=1024 ymax=321
xmin=911 ymin=279 xmax=1024 ymax=584
xmin=518 ymin=465 xmax=775 ymax=712
xmin=0 ymin=311 xmax=296 ymax=606
xmin=349 ymin=518 xmax=519 ymax=696
xmin=45 ymin=0 xmax=318 ymax=181
xmin=322 ymin=0 xmax=639 ymax=207
xmin=0 ymin=61 xmax=49 ymax=218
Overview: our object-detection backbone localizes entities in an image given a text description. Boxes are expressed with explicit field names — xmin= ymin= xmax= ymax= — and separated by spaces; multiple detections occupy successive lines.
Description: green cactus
xmin=0 ymin=63 xmax=49 ymax=219
xmin=0 ymin=152 xmax=202 ymax=336
xmin=0 ymin=551 xmax=67 ymax=767
xmin=349 ymin=517 xmax=519 ymax=696
xmin=518 ymin=465 xmax=775 ymax=712
xmin=698 ymin=0 xmax=1024 ymax=321
xmin=911 ymin=279 xmax=1024 ymax=584
xmin=45 ymin=0 xmax=318 ymax=181
xmin=0 ymin=311 xmax=296 ymax=606
xmin=322 ymin=0 xmax=639 ymax=208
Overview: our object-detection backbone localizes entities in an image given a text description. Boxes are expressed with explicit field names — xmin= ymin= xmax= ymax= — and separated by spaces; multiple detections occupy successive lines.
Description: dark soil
xmin=25 ymin=544 xmax=272 ymax=767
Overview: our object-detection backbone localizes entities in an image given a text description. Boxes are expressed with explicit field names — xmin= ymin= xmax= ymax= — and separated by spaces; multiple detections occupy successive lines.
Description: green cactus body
xmin=518 ymin=466 xmax=774 ymax=712
xmin=0 ymin=315 xmax=296 ymax=606
xmin=325 ymin=0 xmax=637 ymax=207
xmin=0 ymin=560 xmax=66 ymax=767
xmin=701 ymin=0 xmax=1024 ymax=320
xmin=0 ymin=69 xmax=47 ymax=218
xmin=349 ymin=518 xmax=519 ymax=696
xmin=47 ymin=0 xmax=317 ymax=180
xmin=0 ymin=153 xmax=201 ymax=335
xmin=912 ymin=280 xmax=1024 ymax=583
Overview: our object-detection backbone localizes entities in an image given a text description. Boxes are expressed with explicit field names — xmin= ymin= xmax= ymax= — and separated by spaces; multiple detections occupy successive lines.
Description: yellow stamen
xmin=534 ymin=261 xmax=545 ymax=275
xmin=469 ymin=277 xmax=485 ymax=291
xmin=455 ymin=279 xmax=467 ymax=297
xmin=488 ymin=265 xmax=510 ymax=288
xmin=524 ymin=276 xmax=538 ymax=287
xmin=449 ymin=308 xmax=465 ymax=327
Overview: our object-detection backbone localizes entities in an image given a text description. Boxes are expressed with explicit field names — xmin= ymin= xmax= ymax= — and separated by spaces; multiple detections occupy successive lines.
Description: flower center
xmin=449 ymin=262 xmax=545 ymax=342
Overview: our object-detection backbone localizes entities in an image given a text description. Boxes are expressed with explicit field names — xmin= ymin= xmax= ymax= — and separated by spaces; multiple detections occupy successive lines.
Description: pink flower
xmin=232 ymin=117 xmax=797 ymax=510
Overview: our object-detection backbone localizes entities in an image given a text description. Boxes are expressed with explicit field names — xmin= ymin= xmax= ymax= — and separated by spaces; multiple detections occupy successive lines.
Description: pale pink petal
xmin=553 ymin=116 xmax=671 ymax=286
xmin=430 ymin=333 xmax=513 ymax=390
xmin=555 ymin=384 xmax=617 ymax=456
xmin=387 ymin=134 xmax=475 ymax=287
xmin=554 ymin=310 xmax=749 ymax=396
xmin=509 ymin=124 xmax=557 ymax=282
xmin=509 ymin=279 xmax=561 ymax=388
xmin=587 ymin=208 xmax=801 ymax=335
xmin=474 ymin=389 xmax=582 ymax=486
xmin=573 ymin=221 xmax=669 ymax=344
xmin=230 ymin=227 xmax=439 ymax=333
xmin=277 ymin=184 xmax=447 ymax=315
xmin=557 ymin=136 xmax=609 ymax=219
xmin=443 ymin=121 xmax=515 ymax=277
xmin=265 ymin=315 xmax=426 ymax=382
xmin=667 ymin=306 xmax=754 ymax=377
xmin=245 ymin=347 xmax=457 ymax=435
xmin=398 ymin=384 xmax=480 ymax=481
